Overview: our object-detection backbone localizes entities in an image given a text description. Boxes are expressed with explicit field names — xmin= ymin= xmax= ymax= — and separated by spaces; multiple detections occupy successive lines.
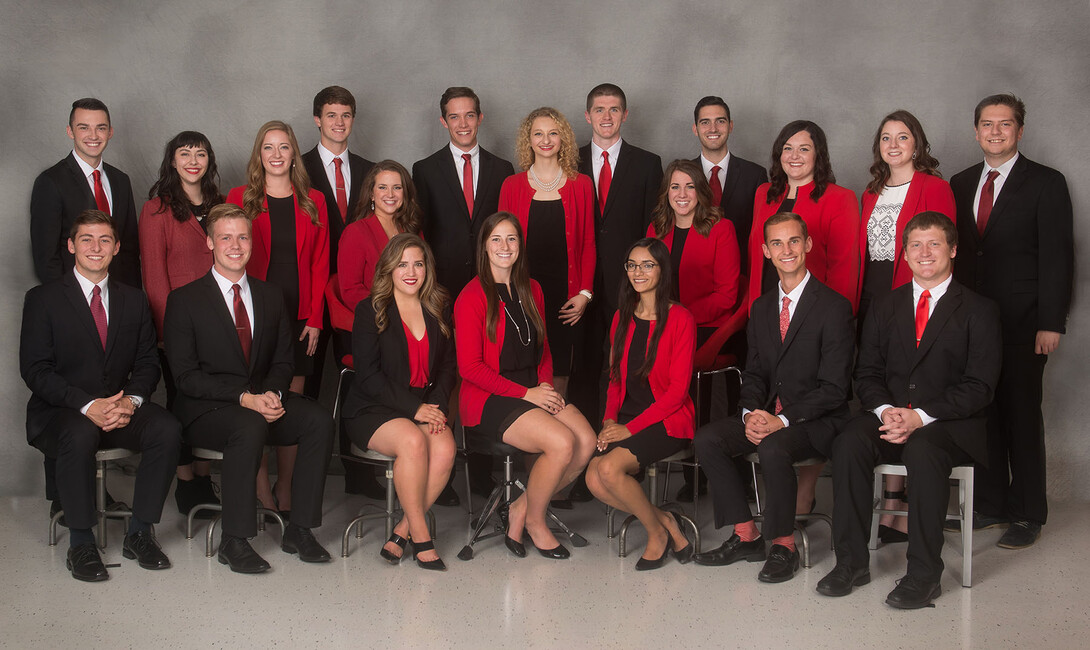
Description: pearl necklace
xmin=528 ymin=164 xmax=564 ymax=192
xmin=503 ymin=298 xmax=532 ymax=347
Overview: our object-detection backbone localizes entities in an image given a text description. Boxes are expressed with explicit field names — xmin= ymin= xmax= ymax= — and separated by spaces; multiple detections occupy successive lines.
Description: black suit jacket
xmin=855 ymin=280 xmax=1002 ymax=463
xmin=741 ymin=277 xmax=854 ymax=448
xmin=950 ymin=155 xmax=1073 ymax=344
xmin=342 ymin=297 xmax=456 ymax=420
xmin=413 ymin=146 xmax=514 ymax=295
xmin=580 ymin=141 xmax=663 ymax=313
xmin=30 ymin=153 xmax=141 ymax=287
xmin=692 ymin=153 xmax=766 ymax=268
xmin=301 ymin=146 xmax=374 ymax=272
xmin=20 ymin=272 xmax=159 ymax=445
xmin=163 ymin=272 xmax=294 ymax=427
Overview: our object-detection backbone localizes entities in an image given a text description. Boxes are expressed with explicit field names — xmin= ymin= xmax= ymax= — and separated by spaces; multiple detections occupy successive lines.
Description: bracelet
xmin=578 ymin=289 xmax=593 ymax=301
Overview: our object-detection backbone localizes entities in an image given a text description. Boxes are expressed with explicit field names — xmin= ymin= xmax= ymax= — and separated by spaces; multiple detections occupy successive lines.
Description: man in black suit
xmin=20 ymin=211 xmax=180 ymax=581
xmin=819 ymin=212 xmax=1002 ymax=608
xmin=692 ymin=212 xmax=854 ymax=583
xmin=413 ymin=87 xmax=514 ymax=499
xmin=691 ymin=95 xmax=767 ymax=268
xmin=950 ymin=94 xmax=1073 ymax=549
xmin=164 ymin=204 xmax=334 ymax=574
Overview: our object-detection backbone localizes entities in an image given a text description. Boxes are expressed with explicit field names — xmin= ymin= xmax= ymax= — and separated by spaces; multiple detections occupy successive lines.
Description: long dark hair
xmin=475 ymin=212 xmax=545 ymax=345
xmin=371 ymin=233 xmax=450 ymax=338
xmin=766 ymin=120 xmax=835 ymax=204
xmin=610 ymin=238 xmax=673 ymax=382
xmin=349 ymin=159 xmax=422 ymax=235
xmin=649 ymin=159 xmax=721 ymax=238
xmin=865 ymin=110 xmax=942 ymax=195
xmin=148 ymin=131 xmax=223 ymax=222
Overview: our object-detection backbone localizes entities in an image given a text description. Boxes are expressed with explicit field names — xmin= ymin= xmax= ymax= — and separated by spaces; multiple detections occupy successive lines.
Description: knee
xmin=432 ymin=431 xmax=457 ymax=469
xmin=227 ymin=411 xmax=269 ymax=454
xmin=901 ymin=435 xmax=949 ymax=476
xmin=400 ymin=430 xmax=428 ymax=462
xmin=56 ymin=417 xmax=100 ymax=457
xmin=756 ymin=437 xmax=790 ymax=469
xmin=543 ymin=427 xmax=576 ymax=464
xmin=831 ymin=427 xmax=871 ymax=464
xmin=595 ymin=454 xmax=629 ymax=489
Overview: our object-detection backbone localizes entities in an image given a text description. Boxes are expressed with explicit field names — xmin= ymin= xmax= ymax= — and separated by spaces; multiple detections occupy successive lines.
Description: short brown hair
xmin=205 ymin=203 xmax=251 ymax=238
xmin=313 ymin=86 xmax=356 ymax=117
xmin=69 ymin=98 xmax=110 ymax=126
xmin=902 ymin=211 xmax=957 ymax=249
xmin=586 ymin=83 xmax=626 ymax=112
xmin=763 ymin=212 xmax=808 ymax=243
xmin=974 ymin=93 xmax=1025 ymax=127
xmin=440 ymin=87 xmax=481 ymax=117
xmin=70 ymin=209 xmax=116 ymax=239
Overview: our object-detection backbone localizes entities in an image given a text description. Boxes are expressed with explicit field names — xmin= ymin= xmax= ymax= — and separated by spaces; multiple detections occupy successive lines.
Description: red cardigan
xmin=138 ymin=197 xmax=214 ymax=340
xmin=337 ymin=216 xmax=400 ymax=311
xmin=605 ymin=304 xmax=696 ymax=439
xmin=226 ymin=186 xmax=329 ymax=328
xmin=748 ymin=181 xmax=860 ymax=313
xmin=648 ymin=218 xmax=740 ymax=328
xmin=498 ymin=172 xmax=595 ymax=299
xmin=859 ymin=171 xmax=955 ymax=298
xmin=454 ymin=278 xmax=554 ymax=427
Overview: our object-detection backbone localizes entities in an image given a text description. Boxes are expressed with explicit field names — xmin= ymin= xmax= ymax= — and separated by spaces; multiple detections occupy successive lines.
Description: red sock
xmin=735 ymin=520 xmax=760 ymax=542
xmin=771 ymin=534 xmax=796 ymax=551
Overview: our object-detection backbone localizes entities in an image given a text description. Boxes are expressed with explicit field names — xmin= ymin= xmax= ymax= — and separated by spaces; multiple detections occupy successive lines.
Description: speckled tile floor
xmin=2 ymin=472 xmax=1086 ymax=649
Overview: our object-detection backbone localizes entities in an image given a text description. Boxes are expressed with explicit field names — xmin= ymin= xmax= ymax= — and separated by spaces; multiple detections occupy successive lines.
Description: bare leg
xmin=369 ymin=419 xmax=440 ymax=561
xmin=553 ymin=404 xmax=597 ymax=489
xmin=502 ymin=410 xmax=576 ymax=549
xmin=176 ymin=464 xmax=195 ymax=481
xmin=193 ymin=459 xmax=212 ymax=477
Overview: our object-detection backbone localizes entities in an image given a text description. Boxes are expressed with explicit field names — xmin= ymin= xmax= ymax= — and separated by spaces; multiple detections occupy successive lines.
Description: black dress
xmin=527 ymin=198 xmax=578 ymax=375
xmin=478 ymin=284 xmax=542 ymax=439
xmin=264 ymin=195 xmax=314 ymax=376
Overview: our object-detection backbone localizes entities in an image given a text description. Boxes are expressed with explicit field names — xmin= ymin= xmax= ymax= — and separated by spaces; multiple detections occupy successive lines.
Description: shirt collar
xmin=911 ymin=273 xmax=953 ymax=303
xmin=591 ymin=139 xmax=623 ymax=162
xmin=73 ymin=267 xmax=108 ymax=300
xmin=982 ymin=151 xmax=1019 ymax=178
xmin=211 ymin=266 xmax=249 ymax=295
xmin=318 ymin=142 xmax=348 ymax=169
xmin=700 ymin=151 xmax=731 ymax=176
xmin=72 ymin=150 xmax=103 ymax=178
xmin=449 ymin=141 xmax=480 ymax=160
xmin=778 ymin=270 xmax=811 ymax=304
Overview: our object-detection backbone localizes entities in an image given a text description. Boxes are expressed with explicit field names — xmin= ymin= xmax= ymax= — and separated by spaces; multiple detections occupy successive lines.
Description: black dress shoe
xmin=282 ymin=524 xmax=331 ymax=562
xmin=757 ymin=544 xmax=800 ymax=583
xmin=693 ymin=534 xmax=766 ymax=566
xmin=878 ymin=524 xmax=909 ymax=544
xmin=816 ymin=563 xmax=870 ymax=597
xmin=122 ymin=531 xmax=171 ymax=570
xmin=997 ymin=520 xmax=1041 ymax=549
xmin=527 ymin=531 xmax=570 ymax=559
xmin=67 ymin=543 xmax=109 ymax=582
xmin=50 ymin=500 xmax=66 ymax=528
xmin=175 ymin=475 xmax=220 ymax=518
xmin=635 ymin=547 xmax=668 ymax=571
xmin=434 ymin=483 xmax=460 ymax=507
xmin=944 ymin=511 xmax=1009 ymax=532
xmin=412 ymin=539 xmax=447 ymax=571
xmin=885 ymin=574 xmax=941 ymax=609
xmin=218 ymin=536 xmax=271 ymax=574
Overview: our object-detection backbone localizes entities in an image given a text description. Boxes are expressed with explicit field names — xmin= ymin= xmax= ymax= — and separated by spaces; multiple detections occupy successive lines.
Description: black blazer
xmin=741 ymin=277 xmax=854 ymax=448
xmin=413 ymin=146 xmax=514 ymax=295
xmin=30 ymin=153 xmax=141 ymax=287
xmin=950 ymin=155 xmax=1073 ymax=344
xmin=19 ymin=272 xmax=159 ymax=445
xmin=579 ymin=141 xmax=663 ymax=314
xmin=692 ymin=153 xmax=766 ymax=268
xmin=342 ymin=297 xmax=456 ymax=420
xmin=163 ymin=271 xmax=294 ymax=427
xmin=301 ymin=146 xmax=374 ymax=272
xmin=855 ymin=280 xmax=1001 ymax=462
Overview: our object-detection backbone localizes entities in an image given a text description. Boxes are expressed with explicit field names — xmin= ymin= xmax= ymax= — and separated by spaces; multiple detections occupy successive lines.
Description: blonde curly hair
xmin=514 ymin=107 xmax=580 ymax=179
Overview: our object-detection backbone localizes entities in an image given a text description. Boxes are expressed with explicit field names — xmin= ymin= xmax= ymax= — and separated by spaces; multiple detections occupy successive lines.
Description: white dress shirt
xmin=590 ymin=139 xmax=623 ymax=189
xmin=972 ymin=152 xmax=1019 ymax=223
xmin=72 ymin=151 xmax=112 ymax=213
xmin=449 ymin=142 xmax=480 ymax=195
xmin=317 ymin=143 xmax=351 ymax=197
xmin=700 ymin=152 xmax=732 ymax=192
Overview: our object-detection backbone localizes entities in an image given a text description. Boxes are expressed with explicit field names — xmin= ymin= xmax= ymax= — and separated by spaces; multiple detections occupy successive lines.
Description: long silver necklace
xmin=502 ymin=295 xmax=532 ymax=347
xmin=528 ymin=164 xmax=564 ymax=192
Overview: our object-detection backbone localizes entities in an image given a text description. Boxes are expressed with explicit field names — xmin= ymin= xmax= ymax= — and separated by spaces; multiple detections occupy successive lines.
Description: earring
xmin=912 ymin=152 xmax=917 ymax=159
xmin=370 ymin=200 xmax=375 ymax=212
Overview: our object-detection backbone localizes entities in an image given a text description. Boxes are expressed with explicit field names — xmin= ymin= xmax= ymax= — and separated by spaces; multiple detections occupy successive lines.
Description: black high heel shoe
xmin=527 ymin=530 xmax=570 ymax=559
xmin=504 ymin=523 xmax=527 ymax=558
xmin=412 ymin=540 xmax=447 ymax=571
xmin=635 ymin=546 xmax=668 ymax=571
xmin=670 ymin=513 xmax=694 ymax=564
xmin=379 ymin=533 xmax=410 ymax=565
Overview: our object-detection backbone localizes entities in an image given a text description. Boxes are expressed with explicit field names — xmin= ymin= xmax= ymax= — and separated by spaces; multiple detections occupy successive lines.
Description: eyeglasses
xmin=623 ymin=262 xmax=658 ymax=273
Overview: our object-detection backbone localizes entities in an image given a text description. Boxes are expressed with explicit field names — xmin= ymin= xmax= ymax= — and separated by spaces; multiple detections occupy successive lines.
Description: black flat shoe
xmin=380 ymin=533 xmax=410 ymax=564
xmin=67 ymin=543 xmax=108 ymax=582
xmin=281 ymin=524 xmax=331 ymax=563
xmin=816 ymin=563 xmax=870 ymax=597
xmin=693 ymin=534 xmax=766 ymax=566
xmin=886 ymin=574 xmax=941 ymax=609
xmin=878 ymin=524 xmax=909 ymax=544
xmin=122 ymin=531 xmax=171 ymax=570
xmin=997 ymin=520 xmax=1042 ymax=549
xmin=218 ymin=536 xmax=271 ymax=574
xmin=757 ymin=544 xmax=799 ymax=583
xmin=670 ymin=513 xmax=694 ymax=564
xmin=412 ymin=540 xmax=447 ymax=571
xmin=635 ymin=547 xmax=668 ymax=571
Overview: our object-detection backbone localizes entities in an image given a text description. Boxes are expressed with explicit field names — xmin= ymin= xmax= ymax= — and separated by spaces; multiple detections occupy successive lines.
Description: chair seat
xmin=348 ymin=444 xmax=394 ymax=462
xmin=464 ymin=428 xmax=520 ymax=457
xmin=660 ymin=446 xmax=694 ymax=464
xmin=743 ymin=452 xmax=826 ymax=467
xmin=191 ymin=448 xmax=224 ymax=461
xmin=95 ymin=447 xmax=136 ymax=462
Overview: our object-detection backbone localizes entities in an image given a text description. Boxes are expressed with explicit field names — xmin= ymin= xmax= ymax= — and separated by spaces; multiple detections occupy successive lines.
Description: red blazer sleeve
xmin=565 ymin=174 xmax=596 ymax=297
xmin=454 ymin=281 xmax=531 ymax=399
xmin=681 ymin=219 xmax=739 ymax=327
xmin=747 ymin=184 xmax=774 ymax=313
xmin=625 ymin=306 xmax=696 ymax=435
xmin=337 ymin=219 xmax=381 ymax=311
xmin=497 ymin=174 xmax=524 ymax=216
xmin=814 ymin=184 xmax=861 ymax=312
xmin=303 ymin=190 xmax=330 ymax=328
xmin=138 ymin=198 xmax=172 ymax=339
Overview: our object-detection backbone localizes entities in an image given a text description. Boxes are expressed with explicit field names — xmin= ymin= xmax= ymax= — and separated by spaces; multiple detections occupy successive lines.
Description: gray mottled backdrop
xmin=2 ymin=1 xmax=1086 ymax=499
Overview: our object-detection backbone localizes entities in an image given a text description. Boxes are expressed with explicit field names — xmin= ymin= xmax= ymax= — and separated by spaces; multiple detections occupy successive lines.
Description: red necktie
xmin=598 ymin=151 xmax=612 ymax=207
xmin=977 ymin=170 xmax=999 ymax=236
xmin=775 ymin=296 xmax=790 ymax=414
xmin=333 ymin=158 xmax=348 ymax=219
xmin=90 ymin=284 xmax=107 ymax=349
xmin=710 ymin=165 xmax=723 ymax=206
xmin=462 ymin=153 xmax=474 ymax=216
xmin=915 ymin=289 xmax=930 ymax=347
xmin=92 ymin=170 xmax=110 ymax=215
xmin=232 ymin=284 xmax=252 ymax=365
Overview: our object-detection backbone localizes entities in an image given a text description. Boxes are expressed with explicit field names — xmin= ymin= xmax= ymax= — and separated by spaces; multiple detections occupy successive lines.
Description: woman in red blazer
xmin=748 ymin=121 xmax=860 ymax=314
xmin=455 ymin=212 xmax=595 ymax=559
xmin=859 ymin=110 xmax=955 ymax=544
xmin=338 ymin=160 xmax=423 ymax=310
xmin=647 ymin=159 xmax=740 ymax=346
xmin=585 ymin=238 xmax=696 ymax=570
xmin=228 ymin=120 xmax=329 ymax=515
xmin=138 ymin=130 xmax=223 ymax=515
xmin=498 ymin=107 xmax=595 ymax=396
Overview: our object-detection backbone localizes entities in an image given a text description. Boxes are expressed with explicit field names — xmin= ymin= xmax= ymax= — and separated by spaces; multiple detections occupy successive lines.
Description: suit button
xmin=977 ymin=251 xmax=983 ymax=256
xmin=908 ymin=384 xmax=916 ymax=390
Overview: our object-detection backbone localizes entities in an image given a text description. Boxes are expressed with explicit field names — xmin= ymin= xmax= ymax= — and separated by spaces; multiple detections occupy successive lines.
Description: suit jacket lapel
xmin=721 ymin=157 xmax=743 ymax=206
xmin=104 ymin=278 xmax=124 ymax=359
xmin=602 ymin=142 xmax=634 ymax=215
xmin=249 ymin=280 xmax=265 ymax=373
xmin=62 ymin=273 xmax=104 ymax=356
xmin=202 ymin=273 xmax=250 ymax=369
xmin=438 ymin=150 xmax=471 ymax=223
xmin=777 ymin=281 xmax=815 ymax=362
xmin=983 ymin=155 xmax=1028 ymax=238
xmin=64 ymin=153 xmax=96 ymax=207
xmin=895 ymin=287 xmax=918 ymax=362
xmin=473 ymin=150 xmax=499 ymax=222
xmin=913 ymin=282 xmax=961 ymax=367
xmin=348 ymin=155 xmax=366 ymax=220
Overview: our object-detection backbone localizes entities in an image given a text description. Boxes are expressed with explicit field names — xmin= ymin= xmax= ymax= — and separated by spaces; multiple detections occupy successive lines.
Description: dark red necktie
xmin=598 ymin=151 xmax=612 ymax=207
xmin=333 ymin=157 xmax=348 ymax=219
xmin=90 ymin=284 xmax=107 ymax=349
xmin=232 ymin=284 xmax=251 ymax=364
xmin=775 ymin=296 xmax=790 ymax=414
xmin=915 ymin=289 xmax=931 ymax=347
xmin=462 ymin=153 xmax=474 ymax=216
xmin=92 ymin=170 xmax=110 ymax=215
xmin=710 ymin=165 xmax=723 ymax=206
xmin=977 ymin=170 xmax=999 ymax=236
